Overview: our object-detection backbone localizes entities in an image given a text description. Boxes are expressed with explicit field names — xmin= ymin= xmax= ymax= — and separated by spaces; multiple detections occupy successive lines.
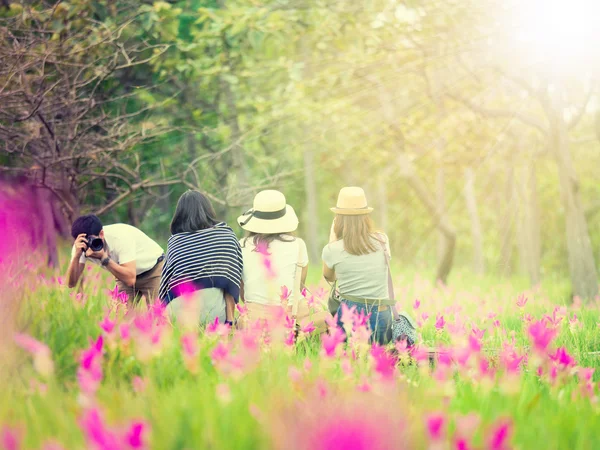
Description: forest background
xmin=1 ymin=0 xmax=599 ymax=300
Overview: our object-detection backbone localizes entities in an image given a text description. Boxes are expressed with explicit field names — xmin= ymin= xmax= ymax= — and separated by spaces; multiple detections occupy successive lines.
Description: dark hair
xmin=71 ymin=214 xmax=103 ymax=239
xmin=241 ymin=232 xmax=295 ymax=253
xmin=170 ymin=190 xmax=219 ymax=234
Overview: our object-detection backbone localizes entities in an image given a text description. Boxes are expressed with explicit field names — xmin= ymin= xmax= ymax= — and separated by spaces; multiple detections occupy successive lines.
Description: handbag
xmin=327 ymin=280 xmax=341 ymax=315
xmin=378 ymin=237 xmax=418 ymax=346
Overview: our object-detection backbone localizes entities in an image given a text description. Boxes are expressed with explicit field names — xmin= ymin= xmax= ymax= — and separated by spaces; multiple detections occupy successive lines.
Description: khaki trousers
xmin=116 ymin=260 xmax=164 ymax=307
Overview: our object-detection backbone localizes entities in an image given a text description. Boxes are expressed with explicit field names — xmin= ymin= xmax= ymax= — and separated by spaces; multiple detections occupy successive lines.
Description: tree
xmin=0 ymin=1 xmax=177 ymax=225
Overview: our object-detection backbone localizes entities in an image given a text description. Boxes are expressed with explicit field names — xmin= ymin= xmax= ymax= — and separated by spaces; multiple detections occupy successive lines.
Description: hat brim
xmin=330 ymin=207 xmax=373 ymax=215
xmin=238 ymin=205 xmax=299 ymax=234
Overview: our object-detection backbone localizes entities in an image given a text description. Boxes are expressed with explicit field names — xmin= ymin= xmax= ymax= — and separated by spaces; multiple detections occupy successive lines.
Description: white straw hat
xmin=238 ymin=190 xmax=299 ymax=234
xmin=330 ymin=186 xmax=374 ymax=215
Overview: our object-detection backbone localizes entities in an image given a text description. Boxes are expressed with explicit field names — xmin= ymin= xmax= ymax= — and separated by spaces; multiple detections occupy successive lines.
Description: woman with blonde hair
xmin=322 ymin=187 xmax=393 ymax=345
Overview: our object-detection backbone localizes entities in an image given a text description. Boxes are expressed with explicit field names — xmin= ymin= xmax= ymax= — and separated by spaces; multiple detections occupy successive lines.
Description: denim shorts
xmin=336 ymin=299 xmax=392 ymax=345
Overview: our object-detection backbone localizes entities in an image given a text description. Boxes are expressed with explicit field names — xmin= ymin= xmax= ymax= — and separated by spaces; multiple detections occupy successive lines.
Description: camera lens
xmin=90 ymin=238 xmax=104 ymax=252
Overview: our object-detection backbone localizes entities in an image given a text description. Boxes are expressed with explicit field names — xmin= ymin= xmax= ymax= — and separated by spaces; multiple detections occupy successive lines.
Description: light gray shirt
xmin=322 ymin=233 xmax=390 ymax=299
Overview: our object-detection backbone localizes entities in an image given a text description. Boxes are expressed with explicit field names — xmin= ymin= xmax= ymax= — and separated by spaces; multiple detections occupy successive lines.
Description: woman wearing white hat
xmin=237 ymin=190 xmax=327 ymax=331
xmin=322 ymin=187 xmax=393 ymax=345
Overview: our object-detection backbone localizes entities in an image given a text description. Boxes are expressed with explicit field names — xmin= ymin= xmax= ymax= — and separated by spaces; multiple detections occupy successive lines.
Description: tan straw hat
xmin=238 ymin=190 xmax=299 ymax=234
xmin=330 ymin=186 xmax=374 ymax=215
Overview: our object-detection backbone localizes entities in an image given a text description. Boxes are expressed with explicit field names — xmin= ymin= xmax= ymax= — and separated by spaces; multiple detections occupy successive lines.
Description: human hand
xmin=73 ymin=234 xmax=88 ymax=257
xmin=86 ymin=247 xmax=108 ymax=261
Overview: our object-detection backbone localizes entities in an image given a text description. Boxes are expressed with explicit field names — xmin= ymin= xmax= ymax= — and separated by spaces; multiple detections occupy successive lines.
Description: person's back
xmin=322 ymin=233 xmax=389 ymax=299
xmin=100 ymin=224 xmax=164 ymax=274
xmin=159 ymin=190 xmax=242 ymax=326
xmin=322 ymin=187 xmax=392 ymax=345
xmin=240 ymin=235 xmax=308 ymax=307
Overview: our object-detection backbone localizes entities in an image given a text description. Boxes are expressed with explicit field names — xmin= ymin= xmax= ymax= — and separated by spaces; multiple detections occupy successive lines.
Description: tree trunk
xmin=435 ymin=146 xmax=446 ymax=265
xmin=371 ymin=76 xmax=456 ymax=284
xmin=499 ymin=165 xmax=515 ymax=277
xmin=464 ymin=168 xmax=485 ymax=274
xmin=216 ymin=2 xmax=249 ymax=205
xmin=398 ymin=153 xmax=456 ymax=283
xmin=33 ymin=187 xmax=59 ymax=267
xmin=552 ymin=96 xmax=598 ymax=299
xmin=514 ymin=164 xmax=541 ymax=286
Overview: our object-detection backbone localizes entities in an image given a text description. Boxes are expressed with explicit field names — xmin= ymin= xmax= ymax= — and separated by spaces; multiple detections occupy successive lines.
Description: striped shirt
xmin=158 ymin=222 xmax=243 ymax=304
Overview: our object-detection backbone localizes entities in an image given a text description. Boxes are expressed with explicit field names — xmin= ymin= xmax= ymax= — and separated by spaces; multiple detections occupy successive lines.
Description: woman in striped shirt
xmin=158 ymin=190 xmax=243 ymax=327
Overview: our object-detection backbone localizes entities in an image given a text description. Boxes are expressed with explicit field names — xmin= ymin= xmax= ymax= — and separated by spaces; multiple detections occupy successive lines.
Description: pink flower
xmin=77 ymin=336 xmax=104 ymax=396
xmin=544 ymin=307 xmax=565 ymax=328
xmin=280 ymin=286 xmax=291 ymax=302
xmin=124 ymin=421 xmax=148 ymax=450
xmin=370 ymin=345 xmax=396 ymax=381
xmin=236 ymin=303 xmax=248 ymax=316
xmin=549 ymin=347 xmax=576 ymax=368
xmin=79 ymin=408 xmax=148 ymax=450
xmin=301 ymin=322 xmax=316 ymax=334
xmin=435 ymin=315 xmax=446 ymax=330
xmin=471 ymin=326 xmax=486 ymax=340
xmin=528 ymin=320 xmax=557 ymax=353
xmin=426 ymin=413 xmax=446 ymax=441
xmin=421 ymin=312 xmax=429 ymax=321
xmin=211 ymin=342 xmax=230 ymax=364
xmin=14 ymin=333 xmax=54 ymax=377
xmin=468 ymin=334 xmax=482 ymax=353
xmin=107 ymin=285 xmax=119 ymax=300
xmin=181 ymin=333 xmax=199 ymax=372
xmin=321 ymin=327 xmax=346 ymax=357
xmin=132 ymin=376 xmax=146 ymax=394
xmin=181 ymin=333 xmax=198 ymax=358
xmin=206 ymin=317 xmax=230 ymax=337
xmin=569 ymin=314 xmax=580 ymax=329
xmin=500 ymin=346 xmax=524 ymax=373
xmin=516 ymin=294 xmax=528 ymax=308
xmin=578 ymin=367 xmax=595 ymax=382
xmin=79 ymin=408 xmax=121 ymax=450
xmin=99 ymin=315 xmax=116 ymax=334
xmin=1 ymin=426 xmax=21 ymax=450
xmin=119 ymin=323 xmax=130 ymax=342
xmin=288 ymin=366 xmax=302 ymax=383
xmin=413 ymin=299 xmax=421 ymax=310
xmin=487 ymin=419 xmax=512 ymax=450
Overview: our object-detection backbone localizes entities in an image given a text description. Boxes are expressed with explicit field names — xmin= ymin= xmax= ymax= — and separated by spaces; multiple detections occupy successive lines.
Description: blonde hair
xmin=333 ymin=214 xmax=382 ymax=256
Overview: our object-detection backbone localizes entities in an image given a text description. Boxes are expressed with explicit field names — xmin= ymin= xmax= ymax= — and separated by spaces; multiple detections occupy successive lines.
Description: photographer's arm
xmin=67 ymin=234 xmax=87 ymax=288
xmin=85 ymin=243 xmax=136 ymax=287
xmin=67 ymin=257 xmax=85 ymax=288
xmin=103 ymin=259 xmax=137 ymax=287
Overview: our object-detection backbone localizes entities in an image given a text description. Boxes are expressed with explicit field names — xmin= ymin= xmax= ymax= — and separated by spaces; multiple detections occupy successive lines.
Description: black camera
xmin=86 ymin=236 xmax=104 ymax=252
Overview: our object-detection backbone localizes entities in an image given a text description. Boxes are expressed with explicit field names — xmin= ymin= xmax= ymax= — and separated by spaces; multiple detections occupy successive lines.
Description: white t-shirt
xmin=240 ymin=236 xmax=308 ymax=306
xmin=73 ymin=224 xmax=164 ymax=275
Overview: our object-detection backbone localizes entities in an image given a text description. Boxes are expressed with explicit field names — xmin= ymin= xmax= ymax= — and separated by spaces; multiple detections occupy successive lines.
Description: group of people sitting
xmin=66 ymin=187 xmax=395 ymax=344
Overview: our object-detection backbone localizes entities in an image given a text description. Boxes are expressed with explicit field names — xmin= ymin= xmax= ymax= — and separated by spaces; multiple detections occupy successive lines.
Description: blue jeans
xmin=336 ymin=299 xmax=393 ymax=345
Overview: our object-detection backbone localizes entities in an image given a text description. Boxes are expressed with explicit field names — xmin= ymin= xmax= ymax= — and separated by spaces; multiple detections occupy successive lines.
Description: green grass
xmin=2 ymin=266 xmax=600 ymax=449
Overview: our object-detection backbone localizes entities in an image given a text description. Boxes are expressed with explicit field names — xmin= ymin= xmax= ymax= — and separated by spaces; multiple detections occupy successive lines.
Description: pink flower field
xmin=2 ymin=262 xmax=600 ymax=450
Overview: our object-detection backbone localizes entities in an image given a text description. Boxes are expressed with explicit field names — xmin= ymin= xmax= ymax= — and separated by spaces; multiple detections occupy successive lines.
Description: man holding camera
xmin=66 ymin=214 xmax=165 ymax=306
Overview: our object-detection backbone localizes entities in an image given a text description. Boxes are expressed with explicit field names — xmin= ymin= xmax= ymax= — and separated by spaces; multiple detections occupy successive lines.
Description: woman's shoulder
xmin=372 ymin=231 xmax=389 ymax=242
xmin=323 ymin=239 xmax=344 ymax=252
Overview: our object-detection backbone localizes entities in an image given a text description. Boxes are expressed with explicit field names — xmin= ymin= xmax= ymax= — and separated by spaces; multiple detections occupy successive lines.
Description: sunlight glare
xmin=511 ymin=0 xmax=600 ymax=73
